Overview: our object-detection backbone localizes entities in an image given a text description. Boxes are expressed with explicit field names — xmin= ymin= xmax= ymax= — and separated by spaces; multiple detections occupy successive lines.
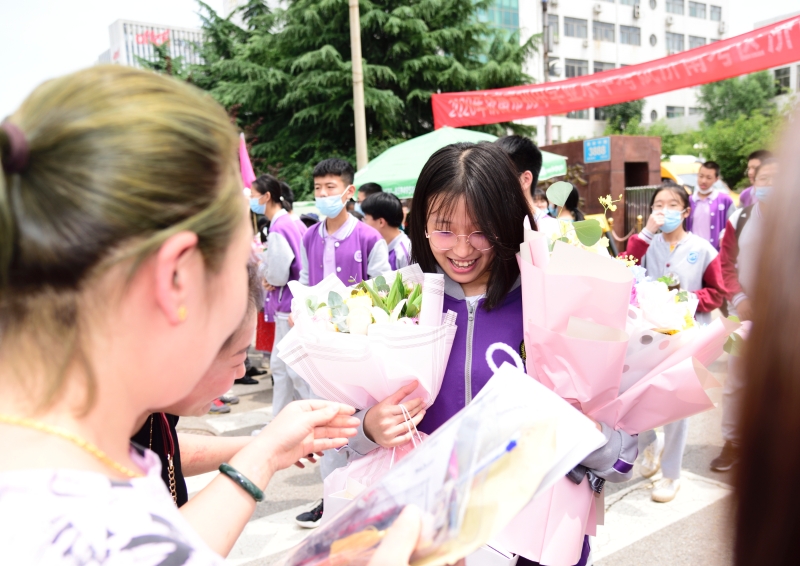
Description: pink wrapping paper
xmin=525 ymin=319 xmax=628 ymax=414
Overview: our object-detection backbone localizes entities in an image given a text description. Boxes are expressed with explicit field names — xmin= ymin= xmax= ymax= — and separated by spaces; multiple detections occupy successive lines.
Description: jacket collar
xmin=436 ymin=265 xmax=521 ymax=301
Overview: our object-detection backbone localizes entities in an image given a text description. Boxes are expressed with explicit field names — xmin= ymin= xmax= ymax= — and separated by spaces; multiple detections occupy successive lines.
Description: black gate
xmin=624 ymin=185 xmax=661 ymax=236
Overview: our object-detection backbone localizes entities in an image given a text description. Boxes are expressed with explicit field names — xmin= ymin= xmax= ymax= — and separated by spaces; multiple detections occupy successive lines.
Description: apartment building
xmin=511 ymin=0 xmax=730 ymax=144
xmin=755 ymin=11 xmax=800 ymax=102
xmin=97 ymin=19 xmax=203 ymax=68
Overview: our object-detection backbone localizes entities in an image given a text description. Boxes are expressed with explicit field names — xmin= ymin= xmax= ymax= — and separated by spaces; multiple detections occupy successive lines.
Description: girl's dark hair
xmin=252 ymin=174 xmax=289 ymax=211
xmin=409 ymin=142 xmax=531 ymax=311
xmin=280 ymin=181 xmax=295 ymax=211
xmin=650 ymin=184 xmax=690 ymax=229
xmin=564 ymin=188 xmax=585 ymax=221
xmin=734 ymin=115 xmax=794 ymax=565
xmin=532 ymin=187 xmax=548 ymax=202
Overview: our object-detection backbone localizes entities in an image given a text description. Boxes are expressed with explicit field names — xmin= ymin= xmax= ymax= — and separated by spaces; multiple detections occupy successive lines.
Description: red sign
xmin=136 ymin=30 xmax=170 ymax=46
xmin=432 ymin=15 xmax=800 ymax=129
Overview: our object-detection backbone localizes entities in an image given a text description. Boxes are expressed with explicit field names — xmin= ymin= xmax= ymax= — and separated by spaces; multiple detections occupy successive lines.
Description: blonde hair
xmin=0 ymin=65 xmax=244 ymax=411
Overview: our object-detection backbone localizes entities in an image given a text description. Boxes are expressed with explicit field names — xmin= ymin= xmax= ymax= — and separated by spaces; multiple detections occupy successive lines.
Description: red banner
xmin=432 ymin=16 xmax=800 ymax=129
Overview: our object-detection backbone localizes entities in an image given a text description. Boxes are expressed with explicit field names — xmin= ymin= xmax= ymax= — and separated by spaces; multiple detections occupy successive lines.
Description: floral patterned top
xmin=0 ymin=448 xmax=223 ymax=565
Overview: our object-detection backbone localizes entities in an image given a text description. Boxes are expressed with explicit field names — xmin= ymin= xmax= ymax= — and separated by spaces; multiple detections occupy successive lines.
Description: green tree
xmin=602 ymin=100 xmax=645 ymax=134
xmin=135 ymin=40 xmax=189 ymax=78
xmin=188 ymin=0 xmax=538 ymax=198
xmin=697 ymin=71 xmax=776 ymax=124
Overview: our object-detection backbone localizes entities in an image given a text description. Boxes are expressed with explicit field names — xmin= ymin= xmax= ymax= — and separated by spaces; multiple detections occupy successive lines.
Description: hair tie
xmin=279 ymin=196 xmax=284 ymax=201
xmin=1 ymin=121 xmax=30 ymax=175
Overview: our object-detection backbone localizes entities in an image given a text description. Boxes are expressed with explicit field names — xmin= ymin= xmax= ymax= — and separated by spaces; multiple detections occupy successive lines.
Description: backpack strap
xmin=735 ymin=205 xmax=755 ymax=241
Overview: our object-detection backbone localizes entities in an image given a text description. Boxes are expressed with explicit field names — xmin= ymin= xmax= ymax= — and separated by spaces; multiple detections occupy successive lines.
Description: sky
xmin=0 ymin=0 xmax=795 ymax=117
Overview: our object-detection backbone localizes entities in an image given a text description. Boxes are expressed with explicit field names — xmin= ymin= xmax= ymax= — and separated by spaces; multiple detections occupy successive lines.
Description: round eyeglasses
xmin=426 ymin=231 xmax=492 ymax=251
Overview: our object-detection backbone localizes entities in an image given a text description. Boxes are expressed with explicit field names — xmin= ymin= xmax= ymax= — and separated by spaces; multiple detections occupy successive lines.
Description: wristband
xmin=219 ymin=463 xmax=264 ymax=502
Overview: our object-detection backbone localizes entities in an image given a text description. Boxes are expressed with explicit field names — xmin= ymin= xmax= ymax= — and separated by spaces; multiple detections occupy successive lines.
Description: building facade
xmin=510 ymin=0 xmax=730 ymax=144
xmin=755 ymin=11 xmax=800 ymax=104
xmin=97 ymin=19 xmax=203 ymax=68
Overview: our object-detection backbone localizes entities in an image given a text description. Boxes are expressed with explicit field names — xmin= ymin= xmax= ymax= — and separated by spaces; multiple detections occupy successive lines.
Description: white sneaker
xmin=651 ymin=478 xmax=681 ymax=502
xmin=640 ymin=432 xmax=665 ymax=478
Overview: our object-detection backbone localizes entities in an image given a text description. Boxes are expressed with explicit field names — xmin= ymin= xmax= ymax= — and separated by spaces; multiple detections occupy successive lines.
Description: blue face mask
xmin=548 ymin=204 xmax=557 ymax=217
xmin=250 ymin=197 xmax=266 ymax=215
xmin=354 ymin=202 xmax=363 ymax=216
xmin=661 ymin=209 xmax=685 ymax=233
xmin=755 ymin=186 xmax=771 ymax=203
xmin=315 ymin=193 xmax=346 ymax=218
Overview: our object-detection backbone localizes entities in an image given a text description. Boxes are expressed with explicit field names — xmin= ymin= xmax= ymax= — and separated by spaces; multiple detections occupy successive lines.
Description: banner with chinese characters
xmin=431 ymin=15 xmax=800 ymax=129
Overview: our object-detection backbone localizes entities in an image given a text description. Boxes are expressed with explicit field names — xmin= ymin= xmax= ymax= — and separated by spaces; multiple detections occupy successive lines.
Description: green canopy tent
xmin=353 ymin=127 xmax=568 ymax=198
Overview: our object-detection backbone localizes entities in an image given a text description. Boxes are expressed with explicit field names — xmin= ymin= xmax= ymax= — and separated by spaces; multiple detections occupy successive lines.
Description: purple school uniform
xmin=303 ymin=220 xmax=384 ymax=286
xmin=685 ymin=190 xmax=734 ymax=251
xmin=264 ymin=213 xmax=304 ymax=321
xmin=417 ymin=284 xmax=524 ymax=435
xmin=739 ymin=186 xmax=756 ymax=209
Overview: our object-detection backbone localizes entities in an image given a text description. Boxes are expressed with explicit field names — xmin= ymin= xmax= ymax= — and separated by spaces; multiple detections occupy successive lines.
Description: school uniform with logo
xmin=685 ymin=190 xmax=734 ymax=251
xmin=387 ymin=232 xmax=412 ymax=270
xmin=300 ymin=214 xmax=391 ymax=286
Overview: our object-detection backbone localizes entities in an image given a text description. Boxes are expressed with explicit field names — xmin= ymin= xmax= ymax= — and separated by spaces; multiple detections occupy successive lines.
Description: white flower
xmin=347 ymin=306 xmax=373 ymax=335
xmin=345 ymin=294 xmax=373 ymax=311
xmin=371 ymin=307 xmax=390 ymax=325
xmin=390 ymin=299 xmax=407 ymax=322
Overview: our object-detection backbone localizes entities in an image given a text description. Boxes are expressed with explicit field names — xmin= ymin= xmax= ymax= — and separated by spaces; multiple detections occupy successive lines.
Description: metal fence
xmin=624 ymin=185 xmax=661 ymax=235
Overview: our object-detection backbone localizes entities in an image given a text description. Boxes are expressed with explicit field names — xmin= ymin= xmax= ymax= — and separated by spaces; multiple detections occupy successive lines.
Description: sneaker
xmin=710 ymin=441 xmax=738 ymax=472
xmin=651 ymin=478 xmax=681 ymax=503
xmin=219 ymin=392 xmax=239 ymax=404
xmin=208 ymin=399 xmax=231 ymax=414
xmin=234 ymin=375 xmax=259 ymax=385
xmin=640 ymin=432 xmax=665 ymax=479
xmin=295 ymin=500 xmax=323 ymax=529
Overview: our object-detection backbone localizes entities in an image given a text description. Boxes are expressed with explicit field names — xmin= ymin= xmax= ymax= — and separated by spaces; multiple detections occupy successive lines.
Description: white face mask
xmin=696 ymin=186 xmax=713 ymax=195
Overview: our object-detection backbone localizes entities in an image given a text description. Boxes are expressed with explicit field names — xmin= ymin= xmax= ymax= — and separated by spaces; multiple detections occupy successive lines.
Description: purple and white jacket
xmin=263 ymin=209 xmax=306 ymax=321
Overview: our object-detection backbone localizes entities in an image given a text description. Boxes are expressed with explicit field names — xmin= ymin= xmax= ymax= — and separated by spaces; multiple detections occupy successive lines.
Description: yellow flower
xmin=345 ymin=294 xmax=373 ymax=311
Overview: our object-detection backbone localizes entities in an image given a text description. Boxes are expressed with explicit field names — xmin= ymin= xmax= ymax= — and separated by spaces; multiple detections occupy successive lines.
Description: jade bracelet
xmin=219 ymin=463 xmax=264 ymax=502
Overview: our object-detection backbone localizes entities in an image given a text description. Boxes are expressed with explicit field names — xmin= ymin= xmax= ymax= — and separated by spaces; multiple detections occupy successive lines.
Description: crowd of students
xmin=0 ymin=64 xmax=795 ymax=566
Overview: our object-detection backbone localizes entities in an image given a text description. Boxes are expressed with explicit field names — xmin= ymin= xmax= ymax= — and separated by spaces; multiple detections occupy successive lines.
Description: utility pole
xmin=349 ymin=0 xmax=368 ymax=170
xmin=542 ymin=0 xmax=551 ymax=146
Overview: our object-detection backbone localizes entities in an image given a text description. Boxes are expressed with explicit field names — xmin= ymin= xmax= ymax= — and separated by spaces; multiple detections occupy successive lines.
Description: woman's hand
xmin=368 ymin=506 xmax=465 ymax=566
xmin=645 ymin=210 xmax=664 ymax=234
xmin=255 ymin=400 xmax=359 ymax=473
xmin=363 ymin=382 xmax=426 ymax=448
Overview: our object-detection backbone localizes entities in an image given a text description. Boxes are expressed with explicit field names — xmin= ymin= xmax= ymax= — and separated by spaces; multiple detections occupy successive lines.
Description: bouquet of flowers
xmin=281 ymin=360 xmax=606 ymax=566
xmin=492 ymin=185 xmax=739 ymax=566
xmin=278 ymin=265 xmax=457 ymax=410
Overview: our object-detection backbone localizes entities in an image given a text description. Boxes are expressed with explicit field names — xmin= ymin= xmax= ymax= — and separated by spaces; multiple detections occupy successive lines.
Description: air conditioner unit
xmin=550 ymin=0 xmax=558 ymax=7
xmin=719 ymin=21 xmax=726 ymax=34
xmin=633 ymin=4 xmax=641 ymax=18
xmin=583 ymin=38 xmax=589 ymax=48
xmin=593 ymin=3 xmax=603 ymax=14
xmin=666 ymin=15 xmax=674 ymax=26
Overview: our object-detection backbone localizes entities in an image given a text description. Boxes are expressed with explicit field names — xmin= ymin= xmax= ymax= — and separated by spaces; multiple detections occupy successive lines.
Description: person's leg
xmin=721 ymin=352 xmax=745 ymax=445
xmin=660 ymin=419 xmax=689 ymax=480
xmin=270 ymin=317 xmax=293 ymax=416
xmin=288 ymin=365 xmax=312 ymax=402
xmin=639 ymin=429 xmax=656 ymax=452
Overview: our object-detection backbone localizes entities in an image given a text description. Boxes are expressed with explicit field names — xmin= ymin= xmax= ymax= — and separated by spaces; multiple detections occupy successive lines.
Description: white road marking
xmin=207 ymin=406 xmax=274 ymax=434
xmin=226 ymin=503 xmax=316 ymax=565
xmin=593 ymin=471 xmax=732 ymax=562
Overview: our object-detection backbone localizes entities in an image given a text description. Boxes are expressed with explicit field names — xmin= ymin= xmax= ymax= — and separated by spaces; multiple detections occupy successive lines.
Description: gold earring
xmin=177 ymin=306 xmax=188 ymax=322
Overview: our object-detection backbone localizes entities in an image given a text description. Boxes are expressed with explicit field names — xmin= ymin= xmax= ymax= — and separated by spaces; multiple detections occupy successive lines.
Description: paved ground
xmin=178 ymin=353 xmax=735 ymax=566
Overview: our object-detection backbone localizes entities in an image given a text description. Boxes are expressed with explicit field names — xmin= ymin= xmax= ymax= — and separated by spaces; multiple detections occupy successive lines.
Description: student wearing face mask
xmin=737 ymin=150 xmax=772 ymax=209
xmin=712 ymin=158 xmax=778 ymax=473
xmin=686 ymin=161 xmax=734 ymax=251
xmin=299 ymin=159 xmax=390 ymax=287
xmin=625 ymin=184 xmax=726 ymax=502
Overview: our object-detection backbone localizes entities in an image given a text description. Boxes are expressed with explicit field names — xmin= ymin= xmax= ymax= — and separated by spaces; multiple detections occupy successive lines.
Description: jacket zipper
xmin=465 ymin=301 xmax=477 ymax=406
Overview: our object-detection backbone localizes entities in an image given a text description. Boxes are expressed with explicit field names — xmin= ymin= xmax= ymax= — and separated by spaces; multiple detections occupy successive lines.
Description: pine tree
xmin=189 ymin=0 xmax=538 ymax=197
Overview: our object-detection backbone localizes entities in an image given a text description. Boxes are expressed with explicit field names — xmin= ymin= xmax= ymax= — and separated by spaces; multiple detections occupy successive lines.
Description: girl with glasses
xmin=624 ymin=183 xmax=726 ymax=504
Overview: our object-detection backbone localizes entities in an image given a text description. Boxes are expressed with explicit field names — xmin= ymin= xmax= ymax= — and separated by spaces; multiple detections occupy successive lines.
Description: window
xmin=593 ymin=21 xmax=615 ymax=43
xmin=567 ymin=109 xmax=590 ymax=119
xmin=689 ymin=36 xmax=705 ymax=49
xmin=621 ymin=25 xmax=641 ymax=45
xmin=594 ymin=61 xmax=615 ymax=73
xmin=689 ymin=107 xmax=703 ymax=115
xmin=666 ymin=32 xmax=685 ymax=53
xmin=565 ymin=58 xmax=589 ymax=78
xmin=547 ymin=14 xmax=559 ymax=46
xmin=620 ymin=0 xmax=640 ymax=4
xmin=666 ymin=106 xmax=685 ymax=118
xmin=564 ymin=17 xmax=588 ymax=39
xmin=651 ymin=109 xmax=658 ymax=121
xmin=650 ymin=0 xmax=657 ymax=7
xmin=650 ymin=34 xmax=658 ymax=46
xmin=688 ymin=2 xmax=706 ymax=18
xmin=477 ymin=0 xmax=519 ymax=32
xmin=709 ymin=5 xmax=722 ymax=21
xmin=666 ymin=0 xmax=684 ymax=14
xmin=595 ymin=106 xmax=612 ymax=120
xmin=775 ymin=67 xmax=791 ymax=95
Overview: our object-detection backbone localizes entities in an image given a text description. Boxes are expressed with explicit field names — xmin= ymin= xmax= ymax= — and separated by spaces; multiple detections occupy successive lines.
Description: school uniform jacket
xmin=685 ymin=190 xmax=734 ymax=251
xmin=263 ymin=209 xmax=306 ymax=320
xmin=626 ymin=229 xmax=725 ymax=325
xmin=719 ymin=204 xmax=764 ymax=308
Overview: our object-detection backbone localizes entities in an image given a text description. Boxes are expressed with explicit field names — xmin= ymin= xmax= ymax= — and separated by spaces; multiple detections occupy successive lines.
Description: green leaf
xmin=723 ymin=333 xmax=744 ymax=356
xmin=385 ymin=274 xmax=405 ymax=312
xmin=327 ymin=291 xmax=343 ymax=308
xmin=676 ymin=291 xmax=689 ymax=303
xmin=573 ymin=219 xmax=603 ymax=247
xmin=727 ymin=315 xmax=741 ymax=323
xmin=374 ymin=275 xmax=390 ymax=294
xmin=557 ymin=236 xmax=570 ymax=243
xmin=657 ymin=275 xmax=677 ymax=286
xmin=546 ymin=181 xmax=574 ymax=207
xmin=360 ymin=281 xmax=388 ymax=313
